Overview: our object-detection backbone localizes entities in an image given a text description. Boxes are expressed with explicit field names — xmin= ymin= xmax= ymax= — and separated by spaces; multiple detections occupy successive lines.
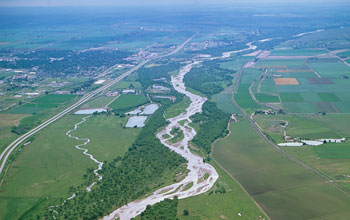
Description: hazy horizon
xmin=0 ymin=0 xmax=349 ymax=7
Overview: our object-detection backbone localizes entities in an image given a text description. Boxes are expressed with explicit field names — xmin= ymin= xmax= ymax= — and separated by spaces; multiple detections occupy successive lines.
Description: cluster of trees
xmin=34 ymin=104 xmax=186 ymax=220
xmin=137 ymin=62 xmax=180 ymax=90
xmin=184 ymin=60 xmax=234 ymax=98
xmin=11 ymin=114 xmax=43 ymax=135
xmin=0 ymin=49 xmax=131 ymax=77
xmin=136 ymin=197 xmax=178 ymax=220
xmin=191 ymin=101 xmax=230 ymax=154
xmin=70 ymin=79 xmax=95 ymax=94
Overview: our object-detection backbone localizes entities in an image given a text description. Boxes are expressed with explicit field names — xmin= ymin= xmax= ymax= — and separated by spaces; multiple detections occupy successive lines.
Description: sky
xmin=0 ymin=0 xmax=349 ymax=7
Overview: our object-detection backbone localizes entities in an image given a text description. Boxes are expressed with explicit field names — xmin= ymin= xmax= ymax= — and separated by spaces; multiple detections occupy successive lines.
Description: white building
xmin=122 ymin=89 xmax=136 ymax=94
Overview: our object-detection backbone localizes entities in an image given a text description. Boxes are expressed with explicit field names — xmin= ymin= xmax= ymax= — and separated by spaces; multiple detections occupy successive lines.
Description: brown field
xmin=0 ymin=114 xmax=29 ymax=127
xmin=276 ymin=69 xmax=312 ymax=73
xmin=0 ymin=42 xmax=9 ymax=45
xmin=307 ymin=78 xmax=333 ymax=84
xmin=274 ymin=78 xmax=299 ymax=85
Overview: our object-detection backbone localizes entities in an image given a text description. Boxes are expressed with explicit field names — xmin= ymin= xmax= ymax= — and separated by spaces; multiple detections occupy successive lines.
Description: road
xmin=0 ymin=34 xmax=196 ymax=177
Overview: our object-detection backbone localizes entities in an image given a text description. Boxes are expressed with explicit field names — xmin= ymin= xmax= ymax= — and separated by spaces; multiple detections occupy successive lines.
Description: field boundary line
xmin=210 ymin=121 xmax=271 ymax=220
xmin=105 ymin=95 xmax=120 ymax=108
xmin=305 ymin=62 xmax=321 ymax=78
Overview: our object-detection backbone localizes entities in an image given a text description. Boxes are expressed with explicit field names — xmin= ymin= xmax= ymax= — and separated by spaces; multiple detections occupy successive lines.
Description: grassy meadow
xmin=108 ymin=94 xmax=148 ymax=110
xmin=0 ymin=114 xmax=140 ymax=220
xmin=5 ymin=94 xmax=76 ymax=114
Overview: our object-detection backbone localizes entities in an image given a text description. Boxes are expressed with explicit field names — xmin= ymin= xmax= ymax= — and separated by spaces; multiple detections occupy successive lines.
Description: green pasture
xmin=108 ymin=94 xmax=148 ymax=110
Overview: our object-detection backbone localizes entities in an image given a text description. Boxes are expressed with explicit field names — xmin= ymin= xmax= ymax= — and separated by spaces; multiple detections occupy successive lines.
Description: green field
xmin=235 ymin=84 xmax=260 ymax=110
xmin=108 ymin=94 xmax=148 ymax=110
xmin=82 ymin=96 xmax=116 ymax=108
xmin=314 ymin=143 xmax=350 ymax=159
xmin=219 ymin=57 xmax=251 ymax=71
xmin=282 ymin=102 xmax=318 ymax=113
xmin=0 ymin=114 xmax=28 ymax=154
xmin=213 ymin=119 xmax=350 ymax=220
xmin=318 ymin=92 xmax=341 ymax=102
xmin=255 ymin=93 xmax=280 ymax=103
xmin=308 ymin=60 xmax=350 ymax=78
xmin=285 ymin=144 xmax=350 ymax=191
xmin=270 ymin=49 xmax=328 ymax=56
xmin=280 ymin=92 xmax=304 ymax=102
xmin=255 ymin=112 xmax=350 ymax=190
xmin=213 ymin=85 xmax=239 ymax=114
xmin=256 ymin=59 xmax=306 ymax=68
xmin=255 ymin=114 xmax=343 ymax=142
xmin=164 ymin=97 xmax=191 ymax=119
xmin=337 ymin=51 xmax=350 ymax=59
xmin=0 ymin=114 xmax=140 ymax=220
xmin=275 ymin=71 xmax=316 ymax=78
xmin=5 ymin=94 xmax=76 ymax=114
xmin=214 ymin=92 xmax=239 ymax=114
xmin=259 ymin=78 xmax=278 ymax=95
xmin=109 ymin=81 xmax=142 ymax=90
xmin=279 ymin=92 xmax=304 ymax=102
xmin=177 ymin=162 xmax=267 ymax=220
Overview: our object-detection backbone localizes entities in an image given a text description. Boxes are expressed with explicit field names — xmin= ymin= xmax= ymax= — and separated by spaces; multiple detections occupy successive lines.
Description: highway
xmin=0 ymin=34 xmax=196 ymax=177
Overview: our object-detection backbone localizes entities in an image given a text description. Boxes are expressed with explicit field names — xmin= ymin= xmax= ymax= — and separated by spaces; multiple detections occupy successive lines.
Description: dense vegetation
xmin=11 ymin=114 xmax=42 ymax=135
xmin=137 ymin=62 xmax=180 ymax=90
xmin=184 ymin=60 xmax=234 ymax=98
xmin=191 ymin=101 xmax=230 ymax=154
xmin=136 ymin=197 xmax=178 ymax=220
